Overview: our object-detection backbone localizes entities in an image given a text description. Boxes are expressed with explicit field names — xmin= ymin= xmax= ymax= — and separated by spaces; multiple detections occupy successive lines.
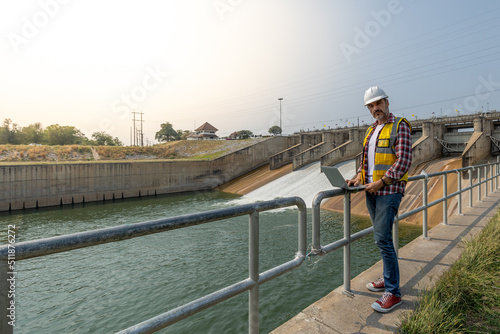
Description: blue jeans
xmin=365 ymin=192 xmax=403 ymax=297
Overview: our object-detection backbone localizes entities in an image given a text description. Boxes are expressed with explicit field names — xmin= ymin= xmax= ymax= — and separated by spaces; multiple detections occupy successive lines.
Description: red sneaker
xmin=366 ymin=278 xmax=385 ymax=292
xmin=371 ymin=292 xmax=402 ymax=313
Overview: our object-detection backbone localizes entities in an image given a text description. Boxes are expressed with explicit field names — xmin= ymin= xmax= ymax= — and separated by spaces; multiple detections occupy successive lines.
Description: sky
xmin=1 ymin=0 xmax=500 ymax=145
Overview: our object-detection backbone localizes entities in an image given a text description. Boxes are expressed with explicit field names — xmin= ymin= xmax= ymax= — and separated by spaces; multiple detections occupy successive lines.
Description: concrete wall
xmin=293 ymin=142 xmax=333 ymax=170
xmin=462 ymin=117 xmax=492 ymax=166
xmin=412 ymin=122 xmax=444 ymax=166
xmin=269 ymin=133 xmax=322 ymax=169
xmin=292 ymin=132 xmax=338 ymax=170
xmin=0 ymin=137 xmax=290 ymax=212
xmin=5 ymin=113 xmax=500 ymax=212
xmin=320 ymin=129 xmax=365 ymax=167
xmin=0 ymin=161 xmax=219 ymax=211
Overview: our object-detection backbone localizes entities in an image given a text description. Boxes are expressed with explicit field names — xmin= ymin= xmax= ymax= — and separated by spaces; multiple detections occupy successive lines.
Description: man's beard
xmin=373 ymin=110 xmax=388 ymax=120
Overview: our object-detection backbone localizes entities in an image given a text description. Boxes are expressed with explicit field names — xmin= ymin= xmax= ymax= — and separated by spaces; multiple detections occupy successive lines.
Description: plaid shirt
xmin=357 ymin=113 xmax=412 ymax=195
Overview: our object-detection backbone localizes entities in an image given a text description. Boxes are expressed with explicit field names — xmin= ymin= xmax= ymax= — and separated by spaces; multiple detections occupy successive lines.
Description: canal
xmin=1 ymin=190 xmax=421 ymax=333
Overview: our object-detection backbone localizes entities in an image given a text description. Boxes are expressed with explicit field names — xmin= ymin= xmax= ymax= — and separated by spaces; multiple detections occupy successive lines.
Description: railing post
xmin=298 ymin=204 xmax=307 ymax=258
xmin=495 ymin=162 xmax=498 ymax=190
xmin=495 ymin=163 xmax=497 ymax=190
xmin=478 ymin=167 xmax=482 ymax=202
xmin=457 ymin=170 xmax=463 ymax=215
xmin=312 ymin=200 xmax=321 ymax=253
xmin=484 ymin=166 xmax=488 ymax=198
xmin=442 ymin=174 xmax=448 ymax=225
xmin=490 ymin=163 xmax=494 ymax=192
xmin=343 ymin=191 xmax=351 ymax=292
xmin=469 ymin=168 xmax=473 ymax=207
xmin=497 ymin=157 xmax=500 ymax=190
xmin=496 ymin=161 xmax=499 ymax=190
xmin=249 ymin=211 xmax=259 ymax=334
xmin=421 ymin=171 xmax=429 ymax=240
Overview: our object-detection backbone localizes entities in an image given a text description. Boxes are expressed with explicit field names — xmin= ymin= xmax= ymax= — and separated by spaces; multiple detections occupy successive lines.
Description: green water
xmin=0 ymin=191 xmax=422 ymax=333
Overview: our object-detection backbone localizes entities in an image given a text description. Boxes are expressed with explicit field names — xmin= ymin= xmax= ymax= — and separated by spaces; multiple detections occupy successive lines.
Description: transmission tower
xmin=132 ymin=111 xmax=144 ymax=146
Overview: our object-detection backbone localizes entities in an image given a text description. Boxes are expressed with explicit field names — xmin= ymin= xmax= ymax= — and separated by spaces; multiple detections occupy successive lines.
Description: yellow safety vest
xmin=360 ymin=117 xmax=411 ymax=184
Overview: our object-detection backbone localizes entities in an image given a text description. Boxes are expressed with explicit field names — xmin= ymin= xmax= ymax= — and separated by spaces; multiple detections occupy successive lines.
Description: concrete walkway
xmin=271 ymin=190 xmax=500 ymax=334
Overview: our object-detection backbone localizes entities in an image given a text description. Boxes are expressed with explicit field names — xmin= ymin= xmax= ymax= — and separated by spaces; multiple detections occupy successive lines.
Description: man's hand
xmin=364 ymin=179 xmax=385 ymax=193
xmin=346 ymin=173 xmax=362 ymax=187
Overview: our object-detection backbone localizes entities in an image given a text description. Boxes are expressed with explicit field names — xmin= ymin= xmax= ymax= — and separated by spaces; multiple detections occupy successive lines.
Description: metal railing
xmin=1 ymin=159 xmax=499 ymax=333
xmin=310 ymin=158 xmax=500 ymax=294
xmin=0 ymin=197 xmax=306 ymax=334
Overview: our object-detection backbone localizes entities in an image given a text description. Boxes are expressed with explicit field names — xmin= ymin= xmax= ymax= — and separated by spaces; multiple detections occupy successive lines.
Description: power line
xmin=146 ymin=6 xmax=500 ymax=135
xmin=165 ymin=8 xmax=500 ymax=117
xmin=132 ymin=111 xmax=144 ymax=146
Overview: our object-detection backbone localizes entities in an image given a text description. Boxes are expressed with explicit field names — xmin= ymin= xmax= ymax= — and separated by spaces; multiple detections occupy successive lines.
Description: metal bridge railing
xmin=311 ymin=158 xmax=500 ymax=295
xmin=0 ymin=197 xmax=306 ymax=334
xmin=1 ymin=159 xmax=499 ymax=333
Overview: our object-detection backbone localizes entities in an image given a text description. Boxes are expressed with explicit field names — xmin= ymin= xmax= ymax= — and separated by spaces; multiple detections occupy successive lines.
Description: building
xmin=187 ymin=122 xmax=219 ymax=140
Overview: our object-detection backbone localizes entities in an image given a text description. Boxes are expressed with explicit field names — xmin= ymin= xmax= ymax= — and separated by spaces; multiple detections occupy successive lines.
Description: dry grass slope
xmin=0 ymin=138 xmax=267 ymax=163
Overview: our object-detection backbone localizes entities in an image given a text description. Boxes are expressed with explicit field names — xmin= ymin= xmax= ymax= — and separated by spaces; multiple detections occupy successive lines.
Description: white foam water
xmin=230 ymin=160 xmax=357 ymax=208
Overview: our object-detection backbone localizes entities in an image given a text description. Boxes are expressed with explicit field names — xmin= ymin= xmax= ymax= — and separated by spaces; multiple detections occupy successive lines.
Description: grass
xmin=191 ymin=151 xmax=228 ymax=160
xmin=397 ymin=211 xmax=500 ymax=333
xmin=0 ymin=144 xmax=93 ymax=161
xmin=0 ymin=139 xmax=266 ymax=163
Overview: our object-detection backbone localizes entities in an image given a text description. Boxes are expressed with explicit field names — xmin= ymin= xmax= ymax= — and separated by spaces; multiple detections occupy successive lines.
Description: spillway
xmin=232 ymin=160 xmax=357 ymax=207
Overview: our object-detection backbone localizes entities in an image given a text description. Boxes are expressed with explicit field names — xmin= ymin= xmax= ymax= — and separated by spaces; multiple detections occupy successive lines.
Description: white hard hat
xmin=364 ymin=86 xmax=389 ymax=106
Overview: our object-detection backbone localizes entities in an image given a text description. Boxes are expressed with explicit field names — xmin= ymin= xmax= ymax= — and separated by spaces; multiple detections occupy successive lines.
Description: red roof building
xmin=187 ymin=122 xmax=219 ymax=140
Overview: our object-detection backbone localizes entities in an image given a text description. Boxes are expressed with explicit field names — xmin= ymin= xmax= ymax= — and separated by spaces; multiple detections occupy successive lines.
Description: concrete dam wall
xmin=4 ymin=111 xmax=500 ymax=213
xmin=0 ymin=137 xmax=291 ymax=212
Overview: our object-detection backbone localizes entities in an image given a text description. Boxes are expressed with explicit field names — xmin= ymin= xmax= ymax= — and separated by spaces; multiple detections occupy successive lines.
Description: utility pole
xmin=140 ymin=112 xmax=144 ymax=146
xmin=278 ymin=98 xmax=283 ymax=135
xmin=133 ymin=112 xmax=136 ymax=146
xmin=132 ymin=111 xmax=144 ymax=146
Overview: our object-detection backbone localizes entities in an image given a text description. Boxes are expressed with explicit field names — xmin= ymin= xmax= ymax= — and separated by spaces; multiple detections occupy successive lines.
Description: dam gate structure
xmin=1 ymin=159 xmax=499 ymax=334
xmin=273 ymin=111 xmax=500 ymax=171
xmin=1 ymin=111 xmax=500 ymax=213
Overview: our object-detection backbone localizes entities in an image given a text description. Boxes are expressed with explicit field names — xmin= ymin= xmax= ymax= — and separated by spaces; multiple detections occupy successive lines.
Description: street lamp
xmin=278 ymin=98 xmax=283 ymax=135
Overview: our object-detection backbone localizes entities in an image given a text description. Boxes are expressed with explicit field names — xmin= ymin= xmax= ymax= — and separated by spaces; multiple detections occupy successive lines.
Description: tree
xmin=19 ymin=123 xmax=44 ymax=144
xmin=268 ymin=126 xmax=282 ymax=136
xmin=155 ymin=122 xmax=180 ymax=142
xmin=44 ymin=124 xmax=87 ymax=145
xmin=236 ymin=130 xmax=253 ymax=139
xmin=0 ymin=119 xmax=20 ymax=144
xmin=91 ymin=131 xmax=123 ymax=146
xmin=177 ymin=129 xmax=191 ymax=140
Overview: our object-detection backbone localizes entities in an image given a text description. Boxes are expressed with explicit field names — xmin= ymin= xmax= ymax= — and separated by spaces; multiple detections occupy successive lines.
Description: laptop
xmin=321 ymin=166 xmax=366 ymax=191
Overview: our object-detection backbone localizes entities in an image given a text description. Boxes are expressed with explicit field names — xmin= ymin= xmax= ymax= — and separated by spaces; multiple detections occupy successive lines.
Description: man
xmin=347 ymin=86 xmax=412 ymax=313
